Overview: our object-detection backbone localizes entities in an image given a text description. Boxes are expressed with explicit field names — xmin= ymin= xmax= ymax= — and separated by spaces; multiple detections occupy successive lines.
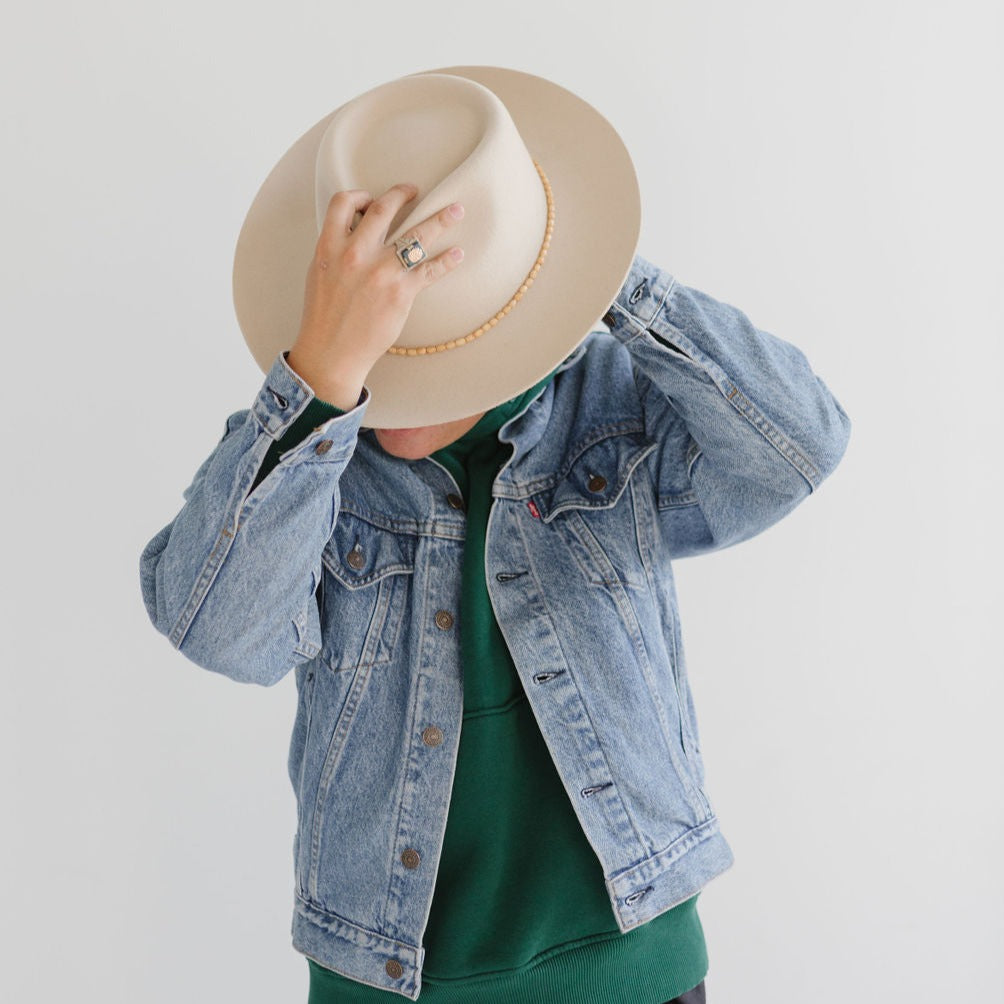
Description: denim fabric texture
xmin=140 ymin=253 xmax=851 ymax=1000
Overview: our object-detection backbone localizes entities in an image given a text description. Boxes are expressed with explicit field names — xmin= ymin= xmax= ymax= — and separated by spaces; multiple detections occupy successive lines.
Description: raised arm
xmin=604 ymin=254 xmax=851 ymax=558
xmin=139 ymin=181 xmax=466 ymax=684
xmin=139 ymin=354 xmax=367 ymax=685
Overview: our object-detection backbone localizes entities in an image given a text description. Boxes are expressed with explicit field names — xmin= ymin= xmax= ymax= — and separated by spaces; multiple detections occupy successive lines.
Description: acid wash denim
xmin=140 ymin=253 xmax=851 ymax=999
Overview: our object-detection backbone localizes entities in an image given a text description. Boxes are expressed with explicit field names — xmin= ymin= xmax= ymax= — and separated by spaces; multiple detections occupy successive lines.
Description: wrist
xmin=285 ymin=345 xmax=370 ymax=412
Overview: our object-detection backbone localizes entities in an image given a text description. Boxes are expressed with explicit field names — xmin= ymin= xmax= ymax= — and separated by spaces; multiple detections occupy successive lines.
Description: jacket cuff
xmin=251 ymin=350 xmax=365 ymax=442
xmin=246 ymin=352 xmax=364 ymax=497
xmin=602 ymin=254 xmax=677 ymax=336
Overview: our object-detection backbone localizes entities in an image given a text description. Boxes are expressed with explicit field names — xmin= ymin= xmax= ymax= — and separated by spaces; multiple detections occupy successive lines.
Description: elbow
xmin=808 ymin=390 xmax=852 ymax=490
xmin=175 ymin=634 xmax=292 ymax=687
xmin=171 ymin=598 xmax=317 ymax=688
xmin=139 ymin=545 xmax=297 ymax=689
xmin=139 ymin=525 xmax=177 ymax=639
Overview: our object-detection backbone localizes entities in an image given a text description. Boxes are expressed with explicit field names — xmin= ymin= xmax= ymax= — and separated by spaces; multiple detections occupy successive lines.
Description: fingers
xmin=317 ymin=182 xmax=467 ymax=288
xmin=408 ymin=243 xmax=465 ymax=288
xmin=397 ymin=200 xmax=466 ymax=288
xmin=394 ymin=199 xmax=465 ymax=273
xmin=351 ymin=182 xmax=420 ymax=245
xmin=320 ymin=189 xmax=375 ymax=240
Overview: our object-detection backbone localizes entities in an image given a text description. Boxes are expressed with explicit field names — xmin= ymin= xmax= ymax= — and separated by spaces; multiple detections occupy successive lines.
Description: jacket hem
xmin=291 ymin=892 xmax=423 ymax=999
xmin=606 ymin=817 xmax=735 ymax=933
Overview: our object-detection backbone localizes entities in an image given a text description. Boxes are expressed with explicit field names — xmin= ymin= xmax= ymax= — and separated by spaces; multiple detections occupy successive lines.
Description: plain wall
xmin=2 ymin=1 xmax=1000 ymax=1001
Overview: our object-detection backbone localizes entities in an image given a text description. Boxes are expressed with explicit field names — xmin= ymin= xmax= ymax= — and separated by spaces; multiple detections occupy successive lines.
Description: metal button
xmin=401 ymin=848 xmax=421 ymax=869
xmin=346 ymin=545 xmax=365 ymax=570
xmin=602 ymin=309 xmax=617 ymax=327
xmin=315 ymin=439 xmax=333 ymax=455
xmin=422 ymin=726 xmax=444 ymax=747
xmin=446 ymin=493 xmax=465 ymax=510
xmin=434 ymin=610 xmax=454 ymax=630
xmin=385 ymin=959 xmax=404 ymax=979
xmin=587 ymin=474 xmax=607 ymax=493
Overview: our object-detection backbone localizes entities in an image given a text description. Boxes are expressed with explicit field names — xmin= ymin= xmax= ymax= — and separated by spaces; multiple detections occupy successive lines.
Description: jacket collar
xmin=345 ymin=332 xmax=654 ymax=530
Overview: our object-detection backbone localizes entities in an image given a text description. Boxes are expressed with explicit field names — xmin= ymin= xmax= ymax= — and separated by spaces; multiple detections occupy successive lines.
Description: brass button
xmin=587 ymin=474 xmax=607 ymax=492
xmin=315 ymin=439 xmax=333 ymax=455
xmin=602 ymin=309 xmax=617 ymax=327
xmin=401 ymin=848 xmax=421 ymax=869
xmin=385 ymin=959 xmax=404 ymax=980
xmin=434 ymin=610 xmax=454 ymax=630
xmin=446 ymin=493 xmax=465 ymax=510
xmin=346 ymin=545 xmax=365 ymax=570
xmin=422 ymin=726 xmax=444 ymax=746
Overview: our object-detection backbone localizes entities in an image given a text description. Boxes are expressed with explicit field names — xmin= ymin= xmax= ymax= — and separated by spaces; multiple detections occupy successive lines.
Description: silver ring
xmin=394 ymin=235 xmax=427 ymax=270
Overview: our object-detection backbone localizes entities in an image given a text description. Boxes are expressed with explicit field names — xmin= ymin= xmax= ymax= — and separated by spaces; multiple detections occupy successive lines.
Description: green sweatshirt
xmin=254 ymin=377 xmax=708 ymax=1003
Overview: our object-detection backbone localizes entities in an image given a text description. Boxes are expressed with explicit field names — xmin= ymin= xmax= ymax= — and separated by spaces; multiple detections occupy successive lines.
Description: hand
xmin=286 ymin=182 xmax=465 ymax=409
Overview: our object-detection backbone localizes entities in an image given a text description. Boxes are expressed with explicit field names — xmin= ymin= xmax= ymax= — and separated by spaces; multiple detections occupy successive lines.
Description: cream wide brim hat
xmin=232 ymin=64 xmax=641 ymax=429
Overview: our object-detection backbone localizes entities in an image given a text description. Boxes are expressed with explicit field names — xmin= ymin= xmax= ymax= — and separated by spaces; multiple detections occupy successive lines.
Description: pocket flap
xmin=323 ymin=512 xmax=417 ymax=588
xmin=534 ymin=431 xmax=657 ymax=523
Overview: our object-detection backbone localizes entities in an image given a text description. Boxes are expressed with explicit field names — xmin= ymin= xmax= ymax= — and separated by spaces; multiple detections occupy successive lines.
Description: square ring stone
xmin=397 ymin=239 xmax=426 ymax=268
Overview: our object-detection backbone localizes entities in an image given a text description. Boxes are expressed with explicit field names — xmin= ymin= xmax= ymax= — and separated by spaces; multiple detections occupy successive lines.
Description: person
xmin=139 ymin=67 xmax=851 ymax=1003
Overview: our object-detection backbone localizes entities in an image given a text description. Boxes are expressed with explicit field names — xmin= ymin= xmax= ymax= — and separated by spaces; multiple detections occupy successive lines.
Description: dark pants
xmin=663 ymin=978 xmax=706 ymax=1004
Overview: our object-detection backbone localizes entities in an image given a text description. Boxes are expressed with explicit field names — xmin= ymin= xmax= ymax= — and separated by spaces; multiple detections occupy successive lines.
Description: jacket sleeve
xmin=604 ymin=253 xmax=852 ymax=558
xmin=139 ymin=350 xmax=368 ymax=686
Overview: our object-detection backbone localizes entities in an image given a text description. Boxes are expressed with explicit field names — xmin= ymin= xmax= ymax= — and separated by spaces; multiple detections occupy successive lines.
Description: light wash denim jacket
xmin=140 ymin=253 xmax=851 ymax=999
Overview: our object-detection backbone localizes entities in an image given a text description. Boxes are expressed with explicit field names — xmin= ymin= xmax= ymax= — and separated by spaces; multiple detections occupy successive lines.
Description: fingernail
xmin=450 ymin=247 xmax=464 ymax=260
xmin=448 ymin=202 xmax=464 ymax=219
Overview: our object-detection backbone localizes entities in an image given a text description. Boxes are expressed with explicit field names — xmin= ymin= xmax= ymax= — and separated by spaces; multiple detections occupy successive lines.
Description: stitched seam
xmin=722 ymin=383 xmax=820 ymax=488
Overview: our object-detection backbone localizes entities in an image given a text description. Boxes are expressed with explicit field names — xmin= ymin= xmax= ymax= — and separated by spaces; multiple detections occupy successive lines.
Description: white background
xmin=3 ymin=2 xmax=1001 ymax=1001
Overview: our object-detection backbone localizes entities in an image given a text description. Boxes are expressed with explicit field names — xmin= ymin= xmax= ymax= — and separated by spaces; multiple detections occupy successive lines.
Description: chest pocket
xmin=532 ymin=430 xmax=658 ymax=591
xmin=319 ymin=512 xmax=417 ymax=672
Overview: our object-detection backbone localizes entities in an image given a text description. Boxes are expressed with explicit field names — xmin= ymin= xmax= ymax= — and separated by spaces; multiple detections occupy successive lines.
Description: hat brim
xmin=232 ymin=64 xmax=640 ymax=428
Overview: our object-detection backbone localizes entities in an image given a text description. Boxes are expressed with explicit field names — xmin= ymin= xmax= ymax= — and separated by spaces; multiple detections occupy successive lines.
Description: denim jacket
xmin=140 ymin=253 xmax=851 ymax=999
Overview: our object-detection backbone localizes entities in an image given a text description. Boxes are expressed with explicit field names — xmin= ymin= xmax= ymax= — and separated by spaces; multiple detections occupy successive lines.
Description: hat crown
xmin=314 ymin=73 xmax=548 ymax=350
